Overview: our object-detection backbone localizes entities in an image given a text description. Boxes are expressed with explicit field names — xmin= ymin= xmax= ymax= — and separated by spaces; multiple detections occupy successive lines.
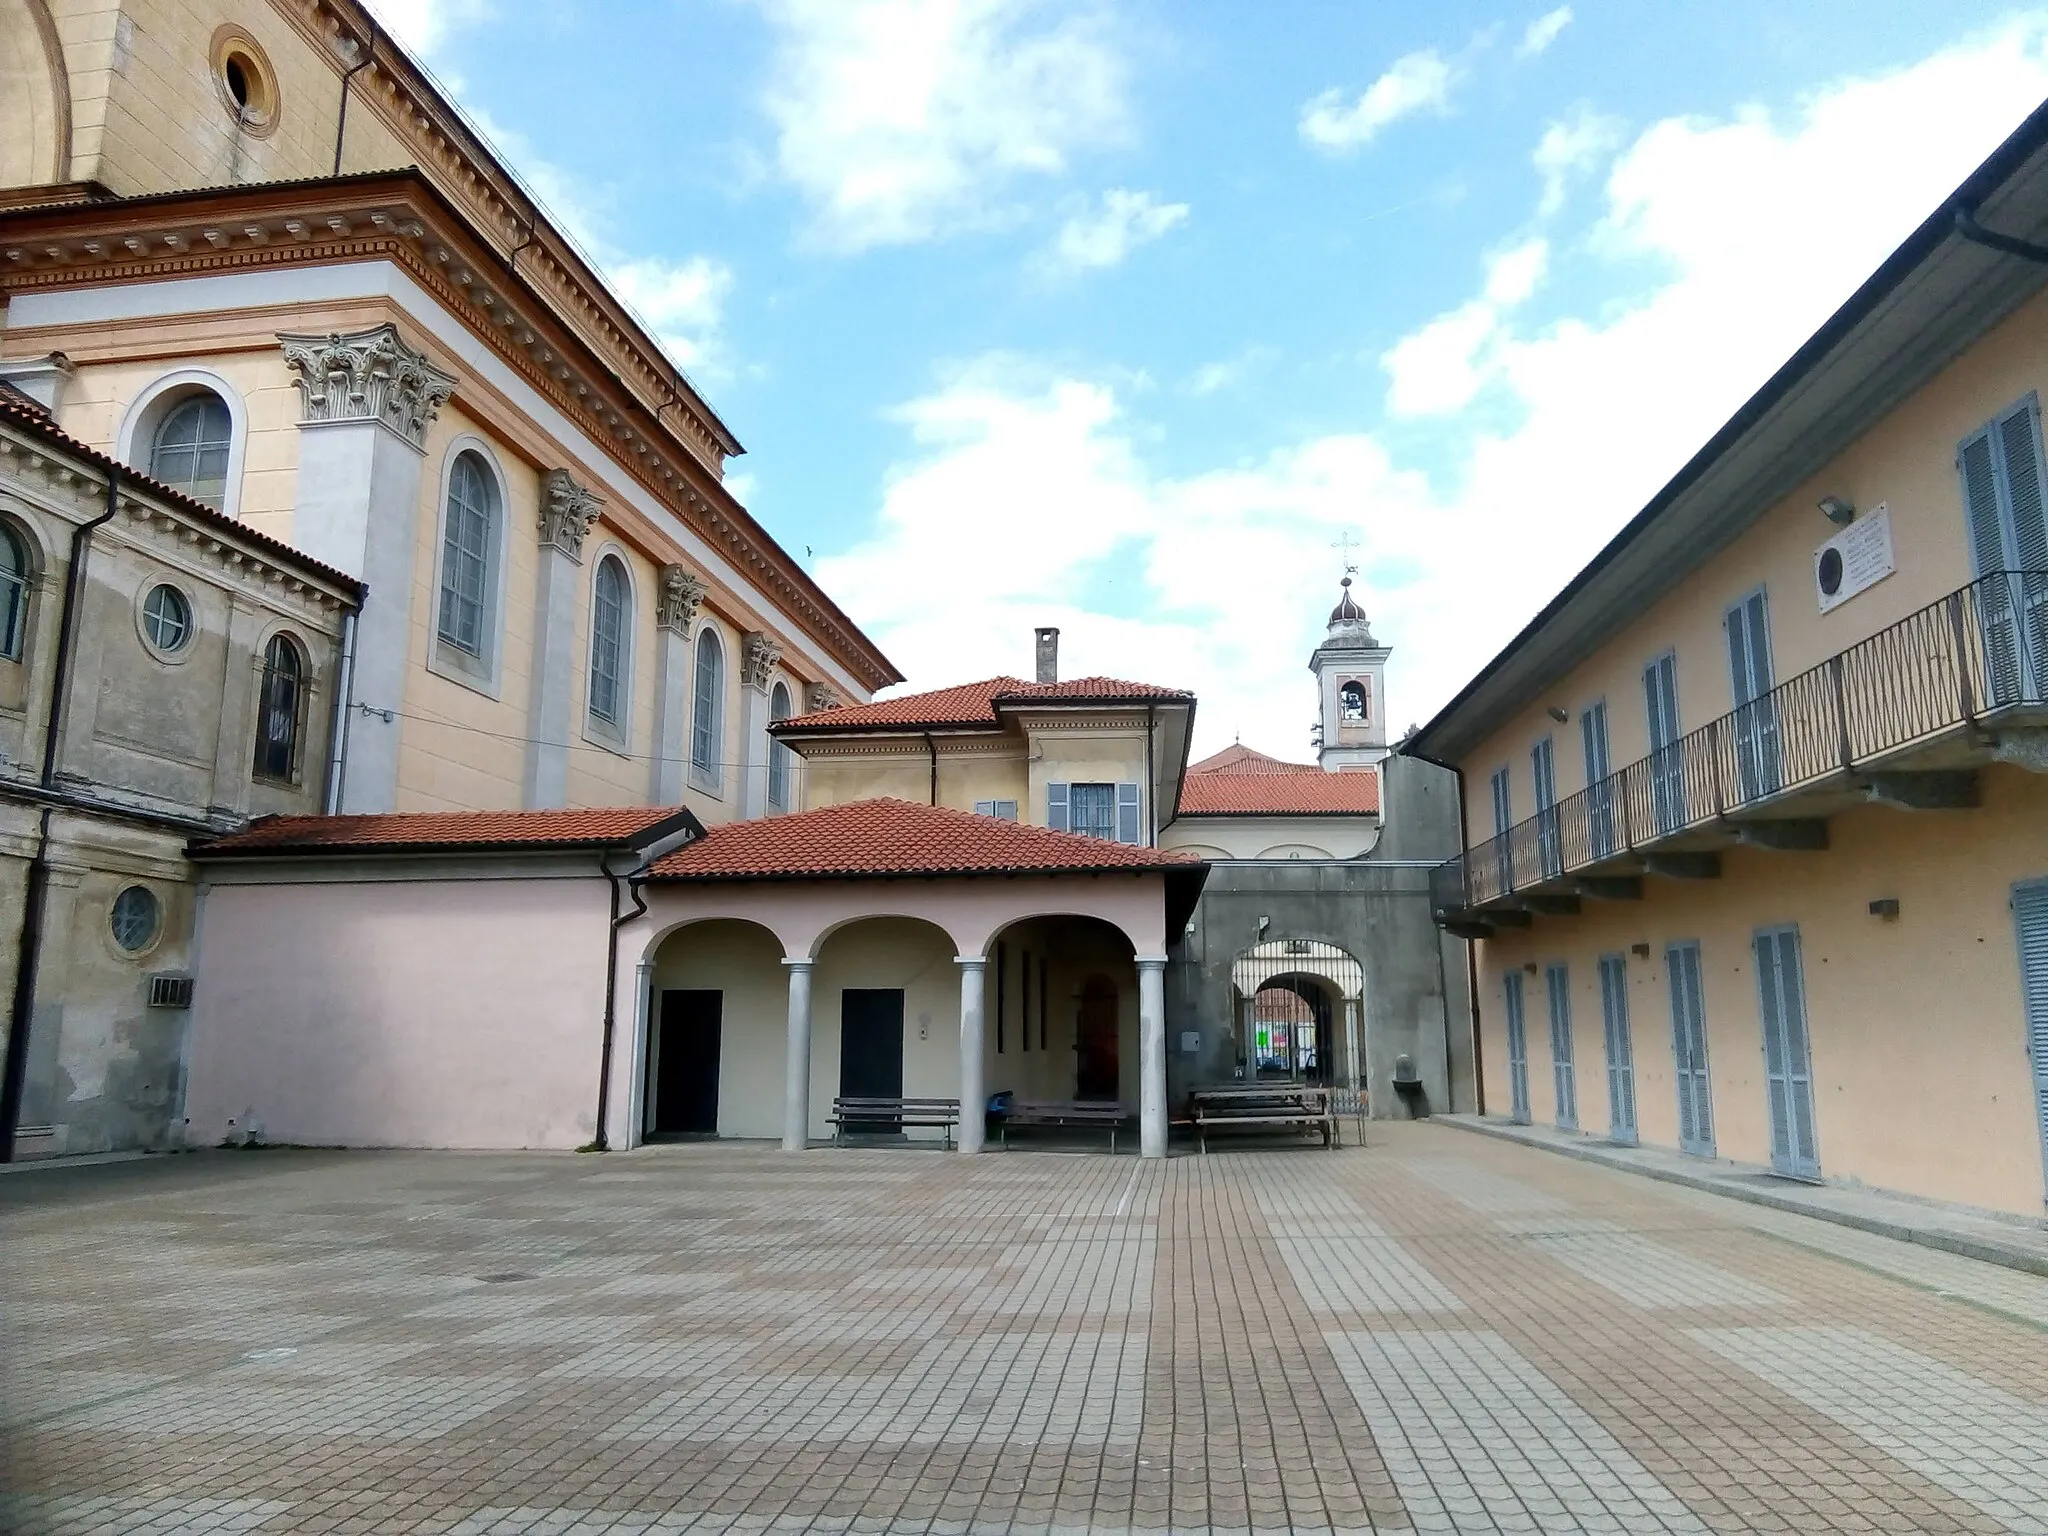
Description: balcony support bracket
xmin=1481 ymin=907 xmax=1534 ymax=929
xmin=1864 ymin=770 xmax=1980 ymax=810
xmin=1733 ymin=818 xmax=1830 ymax=851
xmin=1571 ymin=876 xmax=1644 ymax=901
xmin=1509 ymin=894 xmax=1582 ymax=917
xmin=1442 ymin=920 xmax=1495 ymax=941
xmin=1644 ymin=852 xmax=1722 ymax=881
xmin=1991 ymin=729 xmax=2048 ymax=775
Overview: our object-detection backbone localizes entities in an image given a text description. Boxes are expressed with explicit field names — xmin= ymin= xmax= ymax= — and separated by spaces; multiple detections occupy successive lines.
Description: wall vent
xmin=147 ymin=973 xmax=195 ymax=1009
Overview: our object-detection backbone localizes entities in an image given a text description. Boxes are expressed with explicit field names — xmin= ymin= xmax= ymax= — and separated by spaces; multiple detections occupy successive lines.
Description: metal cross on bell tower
xmin=1331 ymin=530 xmax=1360 ymax=578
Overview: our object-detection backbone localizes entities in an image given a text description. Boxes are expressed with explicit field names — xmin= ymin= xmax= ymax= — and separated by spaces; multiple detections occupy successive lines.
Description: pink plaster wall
xmin=185 ymin=876 xmax=614 ymax=1149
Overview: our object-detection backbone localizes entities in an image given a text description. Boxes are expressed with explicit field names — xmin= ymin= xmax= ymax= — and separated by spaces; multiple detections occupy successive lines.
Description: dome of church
xmin=1328 ymin=577 xmax=1366 ymax=626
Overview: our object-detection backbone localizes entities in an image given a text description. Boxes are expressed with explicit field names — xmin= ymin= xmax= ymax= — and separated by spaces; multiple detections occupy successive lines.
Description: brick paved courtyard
xmin=5 ymin=1124 xmax=2048 ymax=1535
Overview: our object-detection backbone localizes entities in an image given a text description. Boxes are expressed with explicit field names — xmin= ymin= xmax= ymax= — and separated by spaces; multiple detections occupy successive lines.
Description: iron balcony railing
xmin=1430 ymin=570 xmax=2048 ymax=918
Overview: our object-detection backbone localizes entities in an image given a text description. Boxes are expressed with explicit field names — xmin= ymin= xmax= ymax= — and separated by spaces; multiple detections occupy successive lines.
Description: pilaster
xmin=738 ymin=631 xmax=781 ymax=819
xmin=650 ymin=565 xmax=705 ymax=804
xmin=523 ymin=470 xmax=602 ymax=808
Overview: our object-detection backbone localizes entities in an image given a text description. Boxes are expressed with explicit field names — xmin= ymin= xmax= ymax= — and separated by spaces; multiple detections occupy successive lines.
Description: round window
xmin=143 ymin=585 xmax=192 ymax=653
xmin=210 ymin=28 xmax=279 ymax=135
xmin=110 ymin=886 xmax=161 ymax=954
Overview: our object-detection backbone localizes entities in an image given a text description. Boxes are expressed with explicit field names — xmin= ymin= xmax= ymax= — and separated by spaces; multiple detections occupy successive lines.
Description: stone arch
xmin=1230 ymin=938 xmax=1366 ymax=1091
xmin=637 ymin=915 xmax=788 ymax=1143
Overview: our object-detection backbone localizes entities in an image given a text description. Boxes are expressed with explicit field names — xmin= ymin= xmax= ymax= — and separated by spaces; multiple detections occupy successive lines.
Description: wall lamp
xmin=1545 ymin=706 xmax=1569 ymax=723
xmin=1818 ymin=495 xmax=1856 ymax=525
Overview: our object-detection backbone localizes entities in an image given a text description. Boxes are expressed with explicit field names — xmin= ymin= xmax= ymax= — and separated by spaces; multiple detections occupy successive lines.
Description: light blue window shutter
xmin=995 ymin=800 xmax=1018 ymax=821
xmin=1047 ymin=783 xmax=1070 ymax=832
xmin=1116 ymin=782 xmax=1142 ymax=844
xmin=974 ymin=800 xmax=996 ymax=817
xmin=1959 ymin=426 xmax=2008 ymax=576
xmin=1996 ymin=398 xmax=2048 ymax=571
xmin=2011 ymin=882 xmax=2048 ymax=1197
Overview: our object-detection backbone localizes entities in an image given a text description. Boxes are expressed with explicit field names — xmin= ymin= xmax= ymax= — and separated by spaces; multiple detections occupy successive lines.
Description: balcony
xmin=1430 ymin=571 xmax=2048 ymax=937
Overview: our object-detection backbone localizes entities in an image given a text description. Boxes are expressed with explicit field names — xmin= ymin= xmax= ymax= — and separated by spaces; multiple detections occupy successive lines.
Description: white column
xmin=1137 ymin=956 xmax=1168 ymax=1158
xmin=781 ymin=958 xmax=813 ymax=1151
xmin=956 ymin=956 xmax=987 ymax=1155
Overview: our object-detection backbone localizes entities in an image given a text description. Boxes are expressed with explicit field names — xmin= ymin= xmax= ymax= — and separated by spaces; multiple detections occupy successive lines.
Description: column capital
xmin=953 ymin=955 xmax=987 ymax=968
xmin=1134 ymin=954 xmax=1170 ymax=970
xmin=657 ymin=564 xmax=707 ymax=634
xmin=538 ymin=468 xmax=604 ymax=560
xmin=780 ymin=956 xmax=814 ymax=970
xmin=742 ymin=630 xmax=782 ymax=691
xmin=278 ymin=322 xmax=455 ymax=449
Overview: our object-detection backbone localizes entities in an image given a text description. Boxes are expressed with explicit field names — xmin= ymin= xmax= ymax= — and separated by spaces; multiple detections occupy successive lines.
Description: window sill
xmin=426 ymin=638 xmax=501 ymax=701
xmin=688 ymin=769 xmax=724 ymax=799
xmin=582 ymin=717 xmax=633 ymax=761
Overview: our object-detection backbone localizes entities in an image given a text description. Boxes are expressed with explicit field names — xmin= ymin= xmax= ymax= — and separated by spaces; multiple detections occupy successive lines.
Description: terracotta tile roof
xmin=1176 ymin=768 xmax=1380 ymax=817
xmin=1186 ymin=744 xmax=1318 ymax=776
xmin=0 ymin=390 xmax=364 ymax=597
xmin=192 ymin=805 xmax=701 ymax=858
xmin=649 ymin=797 xmax=1204 ymax=881
xmin=776 ymin=676 xmax=1195 ymax=733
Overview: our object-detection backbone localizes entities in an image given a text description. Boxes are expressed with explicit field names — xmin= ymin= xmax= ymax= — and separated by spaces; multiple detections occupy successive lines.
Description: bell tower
xmin=1311 ymin=576 xmax=1391 ymax=771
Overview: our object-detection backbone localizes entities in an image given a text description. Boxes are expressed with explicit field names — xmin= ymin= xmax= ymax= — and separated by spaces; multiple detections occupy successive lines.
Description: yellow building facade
xmin=1 ymin=0 xmax=899 ymax=829
xmin=1412 ymin=105 xmax=2048 ymax=1217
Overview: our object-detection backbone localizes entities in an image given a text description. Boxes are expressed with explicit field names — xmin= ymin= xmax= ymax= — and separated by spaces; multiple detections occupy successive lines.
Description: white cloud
xmin=607 ymin=256 xmax=736 ymax=374
xmin=824 ymin=22 xmax=2048 ymax=756
xmin=1517 ymin=6 xmax=1573 ymax=59
xmin=1299 ymin=49 xmax=1456 ymax=152
xmin=754 ymin=0 xmax=1128 ymax=251
xmin=1533 ymin=104 xmax=1625 ymax=216
xmin=1382 ymin=239 xmax=1547 ymax=417
xmin=361 ymin=0 xmax=490 ymax=60
xmin=1042 ymin=188 xmax=1189 ymax=273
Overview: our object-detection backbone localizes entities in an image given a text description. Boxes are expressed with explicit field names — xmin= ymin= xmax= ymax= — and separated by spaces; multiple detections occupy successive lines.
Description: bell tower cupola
xmin=1311 ymin=576 xmax=1391 ymax=770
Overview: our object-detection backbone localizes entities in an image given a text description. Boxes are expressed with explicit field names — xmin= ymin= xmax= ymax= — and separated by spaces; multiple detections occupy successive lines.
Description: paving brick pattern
xmin=4 ymin=1123 xmax=2047 ymax=1534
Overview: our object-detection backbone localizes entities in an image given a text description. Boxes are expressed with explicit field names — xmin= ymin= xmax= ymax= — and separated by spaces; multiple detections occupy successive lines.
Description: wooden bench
xmin=999 ymin=1099 xmax=1131 ymax=1153
xmin=1189 ymin=1085 xmax=1336 ymax=1154
xmin=828 ymin=1096 xmax=961 ymax=1149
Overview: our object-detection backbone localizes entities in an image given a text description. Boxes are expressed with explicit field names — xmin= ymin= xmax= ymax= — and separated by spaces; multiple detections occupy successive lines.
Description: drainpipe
xmin=592 ymin=859 xmax=650 ymax=1151
xmin=331 ymin=30 xmax=376 ymax=177
xmin=0 ymin=467 xmax=122 ymax=1161
xmin=1399 ymin=745 xmax=1485 ymax=1118
xmin=1953 ymin=201 xmax=2048 ymax=265
xmin=1144 ymin=703 xmax=1157 ymax=846
xmin=923 ymin=731 xmax=937 ymax=806
xmin=322 ymin=608 xmax=359 ymax=815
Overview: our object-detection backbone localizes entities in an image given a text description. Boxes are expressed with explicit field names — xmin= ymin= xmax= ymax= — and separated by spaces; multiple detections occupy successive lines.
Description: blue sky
xmin=373 ymin=0 xmax=2048 ymax=757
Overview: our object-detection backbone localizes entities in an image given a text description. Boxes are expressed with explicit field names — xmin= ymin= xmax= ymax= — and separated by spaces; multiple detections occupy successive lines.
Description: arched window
xmin=253 ymin=634 xmax=304 ymax=781
xmin=767 ymin=681 xmax=792 ymax=810
xmin=589 ymin=555 xmax=629 ymax=729
xmin=1340 ymin=680 xmax=1368 ymax=722
xmin=691 ymin=627 xmax=723 ymax=788
xmin=437 ymin=451 xmax=499 ymax=659
xmin=0 ymin=524 xmax=29 ymax=661
xmin=148 ymin=393 xmax=233 ymax=509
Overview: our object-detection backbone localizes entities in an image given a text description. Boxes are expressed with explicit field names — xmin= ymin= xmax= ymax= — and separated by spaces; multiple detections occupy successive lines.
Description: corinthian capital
xmin=657 ymin=564 xmax=706 ymax=633
xmin=278 ymin=324 xmax=455 ymax=450
xmin=741 ymin=631 xmax=782 ymax=691
xmin=803 ymin=682 xmax=841 ymax=713
xmin=539 ymin=469 xmax=603 ymax=559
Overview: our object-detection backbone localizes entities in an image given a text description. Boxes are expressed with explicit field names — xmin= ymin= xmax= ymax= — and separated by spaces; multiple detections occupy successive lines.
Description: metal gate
xmin=1598 ymin=953 xmax=1637 ymax=1145
xmin=1504 ymin=971 xmax=1531 ymax=1125
xmin=1667 ymin=941 xmax=1715 ymax=1157
xmin=1546 ymin=962 xmax=1577 ymax=1131
xmin=1753 ymin=926 xmax=1820 ymax=1180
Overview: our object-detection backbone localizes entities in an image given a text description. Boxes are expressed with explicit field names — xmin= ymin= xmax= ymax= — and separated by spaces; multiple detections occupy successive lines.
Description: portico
xmin=616 ymin=798 xmax=1205 ymax=1156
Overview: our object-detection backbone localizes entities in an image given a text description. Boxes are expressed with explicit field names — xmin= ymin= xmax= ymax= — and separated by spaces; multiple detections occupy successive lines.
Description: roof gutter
xmin=1953 ymin=200 xmax=2048 ymax=264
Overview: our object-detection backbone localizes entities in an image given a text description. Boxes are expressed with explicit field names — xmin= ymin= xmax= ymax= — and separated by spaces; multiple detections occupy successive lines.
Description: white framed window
xmin=139 ymin=583 xmax=194 ymax=658
xmin=427 ymin=442 xmax=510 ymax=695
xmin=117 ymin=371 xmax=249 ymax=518
xmin=1046 ymin=781 xmax=1142 ymax=843
xmin=587 ymin=553 xmax=632 ymax=740
xmin=974 ymin=799 xmax=1019 ymax=820
xmin=691 ymin=625 xmax=724 ymax=791
xmin=767 ymin=680 xmax=793 ymax=810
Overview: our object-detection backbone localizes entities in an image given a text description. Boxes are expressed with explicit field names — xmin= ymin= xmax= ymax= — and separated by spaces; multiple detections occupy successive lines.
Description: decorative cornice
xmin=539 ymin=468 xmax=602 ymax=560
xmin=804 ymin=682 xmax=842 ymax=713
xmin=657 ymin=564 xmax=706 ymax=634
xmin=278 ymin=323 xmax=455 ymax=449
xmin=741 ymin=631 xmax=782 ymax=691
xmin=0 ymin=175 xmax=901 ymax=690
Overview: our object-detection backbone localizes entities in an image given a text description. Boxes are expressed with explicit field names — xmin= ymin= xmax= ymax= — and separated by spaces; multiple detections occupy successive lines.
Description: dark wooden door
xmin=651 ymin=989 xmax=721 ymax=1135
xmin=1077 ymin=975 xmax=1119 ymax=1100
xmin=840 ymin=988 xmax=904 ymax=1109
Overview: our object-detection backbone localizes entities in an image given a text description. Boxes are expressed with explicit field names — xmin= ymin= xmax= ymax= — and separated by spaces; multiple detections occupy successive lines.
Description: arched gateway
xmin=1230 ymin=938 xmax=1366 ymax=1090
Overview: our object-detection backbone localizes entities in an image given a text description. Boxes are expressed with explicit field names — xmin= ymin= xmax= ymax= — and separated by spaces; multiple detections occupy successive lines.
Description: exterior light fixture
xmin=1818 ymin=495 xmax=1856 ymax=525
xmin=1546 ymin=706 xmax=1569 ymax=723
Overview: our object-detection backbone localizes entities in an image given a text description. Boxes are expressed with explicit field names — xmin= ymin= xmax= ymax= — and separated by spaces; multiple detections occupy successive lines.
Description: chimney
xmin=1034 ymin=626 xmax=1060 ymax=684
